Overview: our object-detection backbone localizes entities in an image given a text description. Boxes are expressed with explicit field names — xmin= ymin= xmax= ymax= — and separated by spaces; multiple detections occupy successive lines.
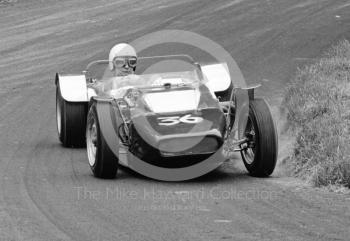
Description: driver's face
xmin=115 ymin=65 xmax=133 ymax=76
xmin=113 ymin=56 xmax=136 ymax=76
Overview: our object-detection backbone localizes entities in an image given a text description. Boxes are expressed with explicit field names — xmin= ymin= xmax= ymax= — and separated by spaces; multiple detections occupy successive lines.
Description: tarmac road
xmin=0 ymin=0 xmax=350 ymax=240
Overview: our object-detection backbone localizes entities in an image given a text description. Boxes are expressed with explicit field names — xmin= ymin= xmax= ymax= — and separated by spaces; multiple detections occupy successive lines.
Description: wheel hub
xmin=56 ymin=98 xmax=61 ymax=135
xmin=241 ymin=119 xmax=256 ymax=164
xmin=87 ymin=119 xmax=97 ymax=167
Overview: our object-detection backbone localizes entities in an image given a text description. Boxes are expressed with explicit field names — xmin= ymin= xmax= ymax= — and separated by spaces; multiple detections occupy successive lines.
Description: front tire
xmin=86 ymin=104 xmax=118 ymax=179
xmin=240 ymin=98 xmax=278 ymax=177
xmin=56 ymin=85 xmax=87 ymax=147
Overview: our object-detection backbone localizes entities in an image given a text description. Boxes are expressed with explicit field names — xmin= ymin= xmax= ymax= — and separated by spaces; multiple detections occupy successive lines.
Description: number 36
xmin=157 ymin=114 xmax=203 ymax=126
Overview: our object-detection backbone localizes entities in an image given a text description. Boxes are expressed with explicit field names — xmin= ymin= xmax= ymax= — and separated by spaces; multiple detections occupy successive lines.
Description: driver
xmin=98 ymin=43 xmax=142 ymax=101
xmin=109 ymin=43 xmax=137 ymax=77
xmin=107 ymin=43 xmax=143 ymax=90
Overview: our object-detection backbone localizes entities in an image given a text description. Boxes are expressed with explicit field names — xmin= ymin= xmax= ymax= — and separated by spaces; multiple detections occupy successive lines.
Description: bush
xmin=283 ymin=40 xmax=350 ymax=187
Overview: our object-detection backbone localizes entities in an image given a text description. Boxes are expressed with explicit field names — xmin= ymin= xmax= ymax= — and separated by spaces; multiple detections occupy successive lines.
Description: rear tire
xmin=56 ymin=85 xmax=87 ymax=147
xmin=240 ymin=98 xmax=278 ymax=177
xmin=86 ymin=104 xmax=118 ymax=179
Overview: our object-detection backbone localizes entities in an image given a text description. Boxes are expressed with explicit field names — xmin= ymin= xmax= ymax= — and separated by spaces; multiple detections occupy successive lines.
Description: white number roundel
xmin=158 ymin=114 xmax=203 ymax=126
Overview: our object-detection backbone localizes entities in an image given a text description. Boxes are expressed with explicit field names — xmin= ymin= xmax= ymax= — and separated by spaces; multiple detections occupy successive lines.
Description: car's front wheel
xmin=86 ymin=104 xmax=118 ymax=179
xmin=240 ymin=98 xmax=278 ymax=177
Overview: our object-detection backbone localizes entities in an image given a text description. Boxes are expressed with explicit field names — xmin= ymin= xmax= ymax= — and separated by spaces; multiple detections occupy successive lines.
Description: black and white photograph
xmin=0 ymin=0 xmax=349 ymax=240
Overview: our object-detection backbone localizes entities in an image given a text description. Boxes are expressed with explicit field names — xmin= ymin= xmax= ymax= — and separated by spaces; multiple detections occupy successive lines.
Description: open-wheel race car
xmin=55 ymin=54 xmax=278 ymax=180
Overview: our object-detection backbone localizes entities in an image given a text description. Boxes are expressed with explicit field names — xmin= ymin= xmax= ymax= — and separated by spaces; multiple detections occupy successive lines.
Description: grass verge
xmin=282 ymin=39 xmax=350 ymax=188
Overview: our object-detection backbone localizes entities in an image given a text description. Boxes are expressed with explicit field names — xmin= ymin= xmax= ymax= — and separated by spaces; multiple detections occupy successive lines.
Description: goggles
xmin=113 ymin=57 xmax=137 ymax=68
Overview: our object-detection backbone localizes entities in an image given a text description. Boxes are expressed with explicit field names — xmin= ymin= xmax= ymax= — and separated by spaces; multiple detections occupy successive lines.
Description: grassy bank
xmin=283 ymin=40 xmax=350 ymax=188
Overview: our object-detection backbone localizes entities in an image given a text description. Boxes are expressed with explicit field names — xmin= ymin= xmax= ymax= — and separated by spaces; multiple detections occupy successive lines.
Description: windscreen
xmin=85 ymin=55 xmax=202 ymax=88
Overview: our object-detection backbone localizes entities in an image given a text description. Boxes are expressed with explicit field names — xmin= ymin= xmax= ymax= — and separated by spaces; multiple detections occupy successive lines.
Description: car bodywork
xmin=55 ymin=54 xmax=278 ymax=180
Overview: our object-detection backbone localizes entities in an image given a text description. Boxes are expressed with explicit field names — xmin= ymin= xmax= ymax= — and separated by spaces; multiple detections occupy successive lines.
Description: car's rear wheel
xmin=86 ymin=104 xmax=118 ymax=179
xmin=240 ymin=98 xmax=278 ymax=177
xmin=56 ymin=85 xmax=87 ymax=147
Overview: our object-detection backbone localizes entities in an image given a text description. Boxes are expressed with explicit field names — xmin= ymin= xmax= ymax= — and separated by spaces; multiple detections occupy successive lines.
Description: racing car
xmin=55 ymin=54 xmax=278 ymax=180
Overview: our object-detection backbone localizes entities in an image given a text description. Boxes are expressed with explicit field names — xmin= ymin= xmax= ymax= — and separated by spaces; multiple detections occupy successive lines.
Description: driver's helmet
xmin=108 ymin=43 xmax=137 ymax=76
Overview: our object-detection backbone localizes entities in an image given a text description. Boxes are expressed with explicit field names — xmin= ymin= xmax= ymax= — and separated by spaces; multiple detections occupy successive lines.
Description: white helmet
xmin=109 ymin=43 xmax=137 ymax=70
